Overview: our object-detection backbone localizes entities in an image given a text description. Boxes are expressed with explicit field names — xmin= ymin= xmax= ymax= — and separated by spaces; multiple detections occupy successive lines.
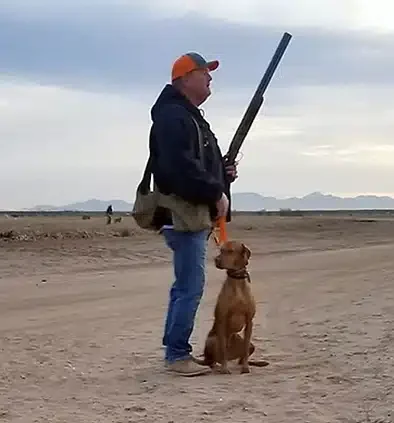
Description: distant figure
xmin=106 ymin=204 xmax=113 ymax=224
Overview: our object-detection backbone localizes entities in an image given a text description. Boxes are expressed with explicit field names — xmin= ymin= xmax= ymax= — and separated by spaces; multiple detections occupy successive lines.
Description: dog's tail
xmin=195 ymin=357 xmax=269 ymax=367
xmin=248 ymin=360 xmax=270 ymax=367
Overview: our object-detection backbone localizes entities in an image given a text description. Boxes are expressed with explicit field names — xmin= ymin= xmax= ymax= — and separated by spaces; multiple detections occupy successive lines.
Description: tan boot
xmin=166 ymin=358 xmax=211 ymax=376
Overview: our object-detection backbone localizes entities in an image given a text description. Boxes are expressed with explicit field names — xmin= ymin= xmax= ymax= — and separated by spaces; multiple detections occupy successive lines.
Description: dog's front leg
xmin=216 ymin=320 xmax=231 ymax=374
xmin=240 ymin=318 xmax=253 ymax=374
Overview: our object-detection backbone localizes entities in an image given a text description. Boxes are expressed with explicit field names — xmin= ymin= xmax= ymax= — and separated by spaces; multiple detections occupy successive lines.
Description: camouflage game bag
xmin=132 ymin=117 xmax=212 ymax=232
xmin=131 ymin=155 xmax=162 ymax=231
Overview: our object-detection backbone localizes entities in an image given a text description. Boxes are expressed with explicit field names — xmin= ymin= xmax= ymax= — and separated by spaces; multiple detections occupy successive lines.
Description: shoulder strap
xmin=137 ymin=155 xmax=153 ymax=195
xmin=191 ymin=116 xmax=205 ymax=168
xmin=138 ymin=115 xmax=204 ymax=195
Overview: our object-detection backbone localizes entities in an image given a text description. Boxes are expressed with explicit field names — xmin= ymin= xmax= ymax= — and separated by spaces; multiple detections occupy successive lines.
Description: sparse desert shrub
xmin=0 ymin=230 xmax=16 ymax=239
xmin=357 ymin=219 xmax=377 ymax=223
xmin=120 ymin=228 xmax=131 ymax=237
xmin=278 ymin=208 xmax=304 ymax=217
xmin=279 ymin=208 xmax=292 ymax=216
xmin=292 ymin=210 xmax=304 ymax=217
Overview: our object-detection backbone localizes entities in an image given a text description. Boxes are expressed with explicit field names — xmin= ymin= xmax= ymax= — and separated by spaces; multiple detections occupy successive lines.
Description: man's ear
xmin=242 ymin=243 xmax=251 ymax=262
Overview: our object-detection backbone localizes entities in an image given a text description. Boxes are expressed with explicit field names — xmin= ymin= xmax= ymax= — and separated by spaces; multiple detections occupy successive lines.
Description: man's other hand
xmin=225 ymin=163 xmax=238 ymax=183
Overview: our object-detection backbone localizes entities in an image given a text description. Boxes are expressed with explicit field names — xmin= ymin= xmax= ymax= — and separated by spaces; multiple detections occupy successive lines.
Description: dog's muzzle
xmin=214 ymin=256 xmax=223 ymax=269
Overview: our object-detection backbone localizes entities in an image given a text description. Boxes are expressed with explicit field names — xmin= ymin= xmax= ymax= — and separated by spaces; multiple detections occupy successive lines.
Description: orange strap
xmin=213 ymin=216 xmax=228 ymax=246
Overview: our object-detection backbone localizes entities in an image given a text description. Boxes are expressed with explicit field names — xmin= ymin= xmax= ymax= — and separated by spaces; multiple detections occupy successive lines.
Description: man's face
xmin=184 ymin=68 xmax=212 ymax=105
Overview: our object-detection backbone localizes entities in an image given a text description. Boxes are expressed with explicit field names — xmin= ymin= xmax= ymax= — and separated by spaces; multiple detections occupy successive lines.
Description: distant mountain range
xmin=28 ymin=192 xmax=394 ymax=212
xmin=231 ymin=192 xmax=394 ymax=211
xmin=30 ymin=199 xmax=132 ymax=212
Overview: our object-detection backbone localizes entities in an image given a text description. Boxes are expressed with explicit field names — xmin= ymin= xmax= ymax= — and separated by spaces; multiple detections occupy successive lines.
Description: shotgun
xmin=224 ymin=31 xmax=293 ymax=166
xmin=215 ymin=32 xmax=292 ymax=245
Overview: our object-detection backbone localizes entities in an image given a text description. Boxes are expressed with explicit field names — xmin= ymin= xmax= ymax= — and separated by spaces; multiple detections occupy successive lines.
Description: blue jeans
xmin=161 ymin=228 xmax=209 ymax=363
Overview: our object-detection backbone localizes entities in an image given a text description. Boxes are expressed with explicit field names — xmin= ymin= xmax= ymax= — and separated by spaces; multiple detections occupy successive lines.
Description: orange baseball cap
xmin=171 ymin=52 xmax=219 ymax=81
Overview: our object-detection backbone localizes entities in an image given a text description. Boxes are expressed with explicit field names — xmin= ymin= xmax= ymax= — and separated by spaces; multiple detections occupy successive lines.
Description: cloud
xmin=1 ymin=1 xmax=394 ymax=208
xmin=3 ymin=0 xmax=394 ymax=32
xmin=0 ymin=79 xmax=152 ymax=209
xmin=1 ymin=77 xmax=394 ymax=209
xmin=0 ymin=79 xmax=153 ymax=168
xmin=1 ymin=1 xmax=394 ymax=93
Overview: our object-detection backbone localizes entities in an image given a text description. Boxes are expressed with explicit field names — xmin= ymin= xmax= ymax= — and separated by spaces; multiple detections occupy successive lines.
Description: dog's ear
xmin=242 ymin=243 xmax=251 ymax=262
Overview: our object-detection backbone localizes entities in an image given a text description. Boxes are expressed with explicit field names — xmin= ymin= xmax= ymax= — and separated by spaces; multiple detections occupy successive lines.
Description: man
xmin=148 ymin=52 xmax=238 ymax=376
xmin=106 ymin=204 xmax=113 ymax=225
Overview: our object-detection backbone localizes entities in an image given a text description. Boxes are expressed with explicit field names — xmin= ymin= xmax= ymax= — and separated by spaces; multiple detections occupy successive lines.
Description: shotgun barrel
xmin=224 ymin=32 xmax=293 ymax=165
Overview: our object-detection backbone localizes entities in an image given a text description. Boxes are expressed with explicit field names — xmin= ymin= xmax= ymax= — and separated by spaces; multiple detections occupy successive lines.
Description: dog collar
xmin=226 ymin=268 xmax=251 ymax=283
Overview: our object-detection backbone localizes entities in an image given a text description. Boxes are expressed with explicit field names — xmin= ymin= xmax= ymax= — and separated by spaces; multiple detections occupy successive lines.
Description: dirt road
xmin=1 ymin=216 xmax=393 ymax=422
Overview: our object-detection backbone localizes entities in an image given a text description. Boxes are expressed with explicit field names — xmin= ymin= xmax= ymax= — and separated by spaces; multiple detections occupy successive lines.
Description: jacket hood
xmin=150 ymin=84 xmax=201 ymax=122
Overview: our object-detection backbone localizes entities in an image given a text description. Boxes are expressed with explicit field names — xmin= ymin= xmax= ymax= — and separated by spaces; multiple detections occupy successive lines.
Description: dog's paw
xmin=219 ymin=366 xmax=231 ymax=375
xmin=240 ymin=366 xmax=250 ymax=374
xmin=211 ymin=364 xmax=221 ymax=374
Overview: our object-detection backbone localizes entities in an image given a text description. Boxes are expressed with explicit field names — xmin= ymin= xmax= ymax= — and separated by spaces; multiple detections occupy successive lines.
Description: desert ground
xmin=0 ymin=213 xmax=393 ymax=423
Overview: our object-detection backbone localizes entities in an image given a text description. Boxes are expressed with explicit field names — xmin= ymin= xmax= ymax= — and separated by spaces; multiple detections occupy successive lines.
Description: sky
xmin=1 ymin=0 xmax=394 ymax=209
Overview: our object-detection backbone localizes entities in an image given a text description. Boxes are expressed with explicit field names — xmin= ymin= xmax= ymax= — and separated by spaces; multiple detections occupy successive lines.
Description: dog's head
xmin=214 ymin=240 xmax=251 ymax=270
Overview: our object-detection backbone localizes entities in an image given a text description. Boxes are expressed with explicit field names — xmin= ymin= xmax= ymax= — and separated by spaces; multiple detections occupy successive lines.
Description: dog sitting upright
xmin=196 ymin=240 xmax=269 ymax=374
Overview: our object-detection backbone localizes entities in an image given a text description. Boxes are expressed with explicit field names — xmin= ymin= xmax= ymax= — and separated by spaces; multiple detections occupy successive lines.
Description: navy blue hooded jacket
xmin=149 ymin=84 xmax=232 ymax=227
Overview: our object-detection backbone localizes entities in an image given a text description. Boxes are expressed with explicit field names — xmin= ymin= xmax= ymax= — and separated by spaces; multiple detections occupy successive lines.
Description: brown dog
xmin=195 ymin=240 xmax=269 ymax=374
